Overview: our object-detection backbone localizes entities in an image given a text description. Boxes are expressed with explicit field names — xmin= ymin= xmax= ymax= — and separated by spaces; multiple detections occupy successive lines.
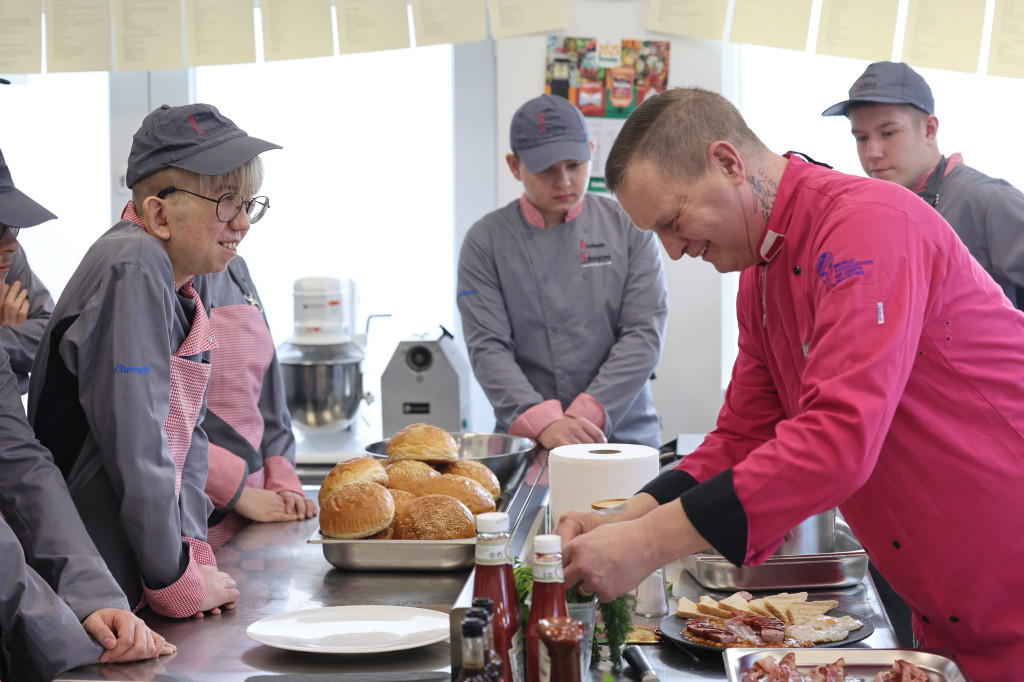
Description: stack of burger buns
xmin=318 ymin=423 xmax=500 ymax=541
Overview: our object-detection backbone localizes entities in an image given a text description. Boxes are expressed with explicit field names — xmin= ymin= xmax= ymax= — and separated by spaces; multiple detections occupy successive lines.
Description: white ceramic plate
xmin=246 ymin=605 xmax=450 ymax=653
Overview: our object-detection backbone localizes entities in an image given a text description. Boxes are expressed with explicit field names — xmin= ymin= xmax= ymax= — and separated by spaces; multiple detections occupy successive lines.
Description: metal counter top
xmin=55 ymin=449 xmax=897 ymax=681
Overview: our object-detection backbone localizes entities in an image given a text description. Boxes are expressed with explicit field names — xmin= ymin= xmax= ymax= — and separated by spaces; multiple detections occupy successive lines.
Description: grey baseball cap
xmin=822 ymin=61 xmax=934 ymax=117
xmin=510 ymin=94 xmax=591 ymax=173
xmin=126 ymin=103 xmax=282 ymax=188
xmin=0 ymin=147 xmax=57 ymax=228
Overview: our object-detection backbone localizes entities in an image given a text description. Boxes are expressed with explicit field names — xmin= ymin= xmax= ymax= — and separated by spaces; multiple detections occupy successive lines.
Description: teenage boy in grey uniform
xmin=28 ymin=103 xmax=279 ymax=619
xmin=0 ymin=248 xmax=54 ymax=393
xmin=0 ymin=147 xmax=172 ymax=680
xmin=823 ymin=60 xmax=1024 ymax=308
xmin=457 ymin=94 xmax=668 ymax=450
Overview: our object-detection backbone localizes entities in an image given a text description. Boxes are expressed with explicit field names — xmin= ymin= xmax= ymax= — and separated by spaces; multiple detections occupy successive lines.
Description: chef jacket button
xmin=892 ymin=540 xmax=900 ymax=549
xmin=208 ymin=336 xmax=214 ymax=342
xmin=793 ymin=266 xmax=801 ymax=275
xmin=922 ymin=616 xmax=930 ymax=623
xmin=950 ymin=616 xmax=959 ymax=623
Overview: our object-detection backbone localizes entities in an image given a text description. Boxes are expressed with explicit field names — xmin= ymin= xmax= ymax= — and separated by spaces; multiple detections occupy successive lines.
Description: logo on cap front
xmin=189 ymin=113 xmax=205 ymax=135
xmin=538 ymin=113 xmax=546 ymax=133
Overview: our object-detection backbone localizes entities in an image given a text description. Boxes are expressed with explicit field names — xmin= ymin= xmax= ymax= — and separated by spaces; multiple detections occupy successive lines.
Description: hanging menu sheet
xmin=989 ymin=0 xmax=1024 ymax=78
xmin=902 ymin=0 xmax=985 ymax=73
xmin=645 ymin=0 xmax=728 ymax=42
xmin=816 ymin=0 xmax=898 ymax=62
xmin=486 ymin=0 xmax=568 ymax=40
xmin=113 ymin=0 xmax=184 ymax=71
xmin=410 ymin=0 xmax=486 ymax=47
xmin=45 ymin=0 xmax=111 ymax=72
xmin=730 ymin=0 xmax=813 ymax=52
xmin=262 ymin=0 xmax=334 ymax=61
xmin=0 ymin=0 xmax=42 ymax=74
xmin=336 ymin=0 xmax=410 ymax=54
xmin=185 ymin=0 xmax=255 ymax=66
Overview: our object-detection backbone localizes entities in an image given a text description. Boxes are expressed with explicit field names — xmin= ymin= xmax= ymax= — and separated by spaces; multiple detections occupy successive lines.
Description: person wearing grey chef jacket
xmin=203 ymin=255 xmax=316 ymax=551
xmin=556 ymin=88 xmax=1024 ymax=682
xmin=28 ymin=103 xmax=280 ymax=619
xmin=823 ymin=61 xmax=1024 ymax=309
xmin=0 ymin=247 xmax=54 ymax=394
xmin=0 ymin=146 xmax=173 ymax=681
xmin=457 ymin=94 xmax=668 ymax=450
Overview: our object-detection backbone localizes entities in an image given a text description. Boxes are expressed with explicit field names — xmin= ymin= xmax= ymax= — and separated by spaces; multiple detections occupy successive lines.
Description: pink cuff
xmin=565 ymin=393 xmax=607 ymax=432
xmin=263 ymin=455 xmax=304 ymax=495
xmin=509 ymin=399 xmax=564 ymax=441
xmin=206 ymin=443 xmax=248 ymax=508
xmin=141 ymin=538 xmax=215 ymax=619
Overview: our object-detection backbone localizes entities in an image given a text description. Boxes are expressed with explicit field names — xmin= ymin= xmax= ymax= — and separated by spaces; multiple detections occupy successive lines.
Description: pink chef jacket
xmin=663 ymin=156 xmax=1024 ymax=681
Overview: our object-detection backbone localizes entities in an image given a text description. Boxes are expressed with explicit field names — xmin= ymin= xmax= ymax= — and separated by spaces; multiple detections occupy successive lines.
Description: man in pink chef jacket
xmin=556 ymin=88 xmax=1024 ymax=682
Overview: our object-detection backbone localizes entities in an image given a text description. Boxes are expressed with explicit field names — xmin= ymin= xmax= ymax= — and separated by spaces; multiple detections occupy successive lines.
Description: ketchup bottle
xmin=472 ymin=512 xmax=523 ymax=682
xmin=537 ymin=617 xmax=584 ymax=682
xmin=525 ymin=534 xmax=569 ymax=682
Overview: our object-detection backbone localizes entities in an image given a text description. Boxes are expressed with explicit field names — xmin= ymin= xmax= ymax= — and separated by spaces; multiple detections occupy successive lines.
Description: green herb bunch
xmin=512 ymin=558 xmax=636 ymax=667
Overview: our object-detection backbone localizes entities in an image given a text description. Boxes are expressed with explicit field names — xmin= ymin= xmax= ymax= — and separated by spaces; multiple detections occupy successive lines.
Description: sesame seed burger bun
xmin=393 ymin=494 xmax=476 ymax=540
xmin=319 ymin=481 xmax=395 ymax=539
xmin=319 ymin=456 xmax=388 ymax=507
xmin=385 ymin=423 xmax=459 ymax=464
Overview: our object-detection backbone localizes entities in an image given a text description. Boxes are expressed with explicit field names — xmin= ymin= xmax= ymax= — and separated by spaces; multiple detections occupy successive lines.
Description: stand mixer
xmin=277 ymin=277 xmax=376 ymax=432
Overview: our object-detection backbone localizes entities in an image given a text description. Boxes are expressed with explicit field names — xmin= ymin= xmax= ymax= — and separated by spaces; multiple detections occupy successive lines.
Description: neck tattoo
xmin=748 ymin=170 xmax=778 ymax=225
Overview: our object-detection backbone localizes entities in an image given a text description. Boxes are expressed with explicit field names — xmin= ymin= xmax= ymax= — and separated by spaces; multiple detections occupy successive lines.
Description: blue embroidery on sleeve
xmin=816 ymin=252 xmax=874 ymax=290
xmin=457 ymin=289 xmax=476 ymax=298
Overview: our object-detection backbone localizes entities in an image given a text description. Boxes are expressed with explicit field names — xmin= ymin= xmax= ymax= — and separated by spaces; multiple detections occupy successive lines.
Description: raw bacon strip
xmin=809 ymin=657 xmax=846 ymax=681
xmin=741 ymin=653 xmax=801 ymax=682
xmin=874 ymin=659 xmax=929 ymax=681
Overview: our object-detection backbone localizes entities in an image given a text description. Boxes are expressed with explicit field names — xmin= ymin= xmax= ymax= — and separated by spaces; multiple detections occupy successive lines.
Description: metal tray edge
xmin=722 ymin=647 xmax=969 ymax=682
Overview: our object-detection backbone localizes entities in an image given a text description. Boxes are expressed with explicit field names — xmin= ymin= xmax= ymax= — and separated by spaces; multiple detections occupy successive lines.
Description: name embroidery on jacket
xmin=115 ymin=364 xmax=150 ymax=374
xmin=580 ymin=239 xmax=612 ymax=268
xmin=816 ymin=251 xmax=874 ymax=290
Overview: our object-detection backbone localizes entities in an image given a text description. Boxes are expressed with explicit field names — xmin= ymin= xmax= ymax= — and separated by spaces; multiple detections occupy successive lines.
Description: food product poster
xmin=544 ymin=36 xmax=670 ymax=119
xmin=544 ymin=36 xmax=669 ymax=192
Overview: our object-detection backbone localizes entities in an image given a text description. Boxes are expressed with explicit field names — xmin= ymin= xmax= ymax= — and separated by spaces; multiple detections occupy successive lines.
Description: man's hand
xmin=537 ymin=415 xmax=606 ymax=450
xmin=0 ymin=280 xmax=29 ymax=326
xmin=234 ymin=486 xmax=302 ymax=523
xmin=278 ymin=490 xmax=318 ymax=519
xmin=193 ymin=564 xmax=239 ymax=618
xmin=83 ymin=609 xmax=176 ymax=663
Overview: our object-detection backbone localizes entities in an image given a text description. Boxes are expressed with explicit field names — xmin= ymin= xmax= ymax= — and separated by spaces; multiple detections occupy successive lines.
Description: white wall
xmin=488 ymin=0 xmax=731 ymax=442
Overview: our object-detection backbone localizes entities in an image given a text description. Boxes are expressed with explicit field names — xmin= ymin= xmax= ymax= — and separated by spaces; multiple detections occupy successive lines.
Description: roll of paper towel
xmin=548 ymin=443 xmax=659 ymax=527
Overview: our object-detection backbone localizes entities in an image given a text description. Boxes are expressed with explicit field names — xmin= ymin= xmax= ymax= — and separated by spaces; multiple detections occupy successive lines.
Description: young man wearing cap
xmin=28 ymin=103 xmax=281 ymax=620
xmin=457 ymin=94 xmax=668 ymax=450
xmin=823 ymin=60 xmax=1024 ymax=309
xmin=0 ymin=146 xmax=173 ymax=680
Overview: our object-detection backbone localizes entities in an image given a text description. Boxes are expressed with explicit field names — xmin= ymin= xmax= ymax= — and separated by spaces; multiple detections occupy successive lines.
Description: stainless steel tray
xmin=723 ymin=648 xmax=969 ymax=681
xmin=684 ymin=522 xmax=868 ymax=591
xmin=309 ymin=530 xmax=475 ymax=571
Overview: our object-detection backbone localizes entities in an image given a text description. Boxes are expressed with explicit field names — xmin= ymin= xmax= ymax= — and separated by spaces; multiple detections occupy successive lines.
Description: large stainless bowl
xmin=278 ymin=341 xmax=367 ymax=431
xmin=363 ymin=432 xmax=535 ymax=490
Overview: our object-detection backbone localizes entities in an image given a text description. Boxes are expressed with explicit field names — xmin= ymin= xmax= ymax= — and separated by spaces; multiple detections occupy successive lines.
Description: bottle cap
xmin=462 ymin=617 xmax=485 ymax=637
xmin=534 ymin=534 xmax=562 ymax=554
xmin=471 ymin=597 xmax=494 ymax=614
xmin=475 ymin=512 xmax=510 ymax=533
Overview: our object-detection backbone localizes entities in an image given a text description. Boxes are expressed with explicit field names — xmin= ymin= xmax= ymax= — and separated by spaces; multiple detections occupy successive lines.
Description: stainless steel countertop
xmin=56 ymin=449 xmax=898 ymax=681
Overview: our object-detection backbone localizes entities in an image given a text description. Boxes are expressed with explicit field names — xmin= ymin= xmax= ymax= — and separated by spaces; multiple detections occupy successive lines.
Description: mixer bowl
xmin=363 ymin=432 xmax=536 ymax=488
xmin=278 ymin=342 xmax=366 ymax=431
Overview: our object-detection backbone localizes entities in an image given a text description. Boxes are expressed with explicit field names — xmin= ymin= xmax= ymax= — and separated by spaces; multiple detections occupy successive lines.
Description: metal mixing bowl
xmin=278 ymin=341 xmax=367 ymax=431
xmin=363 ymin=432 xmax=536 ymax=489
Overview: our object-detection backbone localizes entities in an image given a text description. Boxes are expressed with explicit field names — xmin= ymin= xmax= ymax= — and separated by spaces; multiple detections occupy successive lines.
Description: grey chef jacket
xmin=457 ymin=195 xmax=668 ymax=447
xmin=0 ymin=248 xmax=54 ymax=394
xmin=27 ymin=220 xmax=213 ymax=609
xmin=925 ymin=162 xmax=1024 ymax=309
xmin=0 ymin=342 xmax=128 ymax=680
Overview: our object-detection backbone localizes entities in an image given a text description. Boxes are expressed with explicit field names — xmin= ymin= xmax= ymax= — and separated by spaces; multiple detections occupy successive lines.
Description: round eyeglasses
xmin=157 ymin=187 xmax=270 ymax=224
xmin=0 ymin=224 xmax=21 ymax=241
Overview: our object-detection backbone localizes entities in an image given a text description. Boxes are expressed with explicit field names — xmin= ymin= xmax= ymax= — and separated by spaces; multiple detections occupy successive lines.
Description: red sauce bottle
xmin=526 ymin=534 xmax=569 ymax=682
xmin=537 ymin=617 xmax=584 ymax=682
xmin=472 ymin=512 xmax=523 ymax=682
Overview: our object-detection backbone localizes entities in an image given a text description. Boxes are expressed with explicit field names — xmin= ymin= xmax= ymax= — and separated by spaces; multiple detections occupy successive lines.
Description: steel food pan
xmin=364 ymin=432 xmax=535 ymax=492
xmin=684 ymin=522 xmax=868 ymax=591
xmin=723 ymin=648 xmax=969 ymax=682
xmin=309 ymin=530 xmax=475 ymax=571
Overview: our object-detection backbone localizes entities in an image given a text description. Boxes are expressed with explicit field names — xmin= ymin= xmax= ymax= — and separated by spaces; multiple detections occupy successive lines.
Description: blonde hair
xmin=605 ymin=87 xmax=768 ymax=192
xmin=131 ymin=156 xmax=265 ymax=207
